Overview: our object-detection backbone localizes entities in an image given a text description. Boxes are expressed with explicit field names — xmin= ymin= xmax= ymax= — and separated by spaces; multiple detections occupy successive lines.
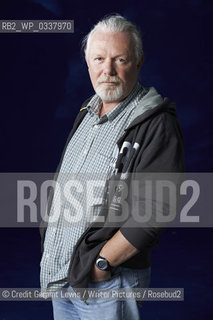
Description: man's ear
xmin=85 ymin=56 xmax=89 ymax=69
xmin=137 ymin=54 xmax=144 ymax=71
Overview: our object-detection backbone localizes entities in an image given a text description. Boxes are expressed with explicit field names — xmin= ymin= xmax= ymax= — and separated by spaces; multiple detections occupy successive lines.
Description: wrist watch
xmin=95 ymin=255 xmax=112 ymax=271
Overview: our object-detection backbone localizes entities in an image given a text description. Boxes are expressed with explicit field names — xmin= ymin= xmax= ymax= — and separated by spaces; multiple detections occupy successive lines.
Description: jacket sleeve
xmin=119 ymin=112 xmax=185 ymax=251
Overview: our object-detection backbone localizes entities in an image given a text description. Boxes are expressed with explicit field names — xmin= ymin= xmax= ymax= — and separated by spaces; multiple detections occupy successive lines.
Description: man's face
xmin=86 ymin=30 xmax=143 ymax=103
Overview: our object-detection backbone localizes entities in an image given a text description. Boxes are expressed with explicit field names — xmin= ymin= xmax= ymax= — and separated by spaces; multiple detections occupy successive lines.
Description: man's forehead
xmin=88 ymin=30 xmax=133 ymax=54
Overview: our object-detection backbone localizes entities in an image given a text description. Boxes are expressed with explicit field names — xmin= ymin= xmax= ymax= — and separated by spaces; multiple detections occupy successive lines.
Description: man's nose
xmin=103 ymin=59 xmax=116 ymax=76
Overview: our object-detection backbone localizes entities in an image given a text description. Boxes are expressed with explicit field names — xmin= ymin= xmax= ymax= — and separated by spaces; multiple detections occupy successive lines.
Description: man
xmin=40 ymin=14 xmax=185 ymax=319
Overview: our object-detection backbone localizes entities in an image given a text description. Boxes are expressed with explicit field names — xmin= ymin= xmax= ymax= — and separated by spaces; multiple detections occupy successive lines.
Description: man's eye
xmin=95 ymin=57 xmax=103 ymax=61
xmin=117 ymin=58 xmax=126 ymax=63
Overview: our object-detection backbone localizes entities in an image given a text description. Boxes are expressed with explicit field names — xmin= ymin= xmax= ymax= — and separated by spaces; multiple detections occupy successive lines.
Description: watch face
xmin=96 ymin=257 xmax=107 ymax=270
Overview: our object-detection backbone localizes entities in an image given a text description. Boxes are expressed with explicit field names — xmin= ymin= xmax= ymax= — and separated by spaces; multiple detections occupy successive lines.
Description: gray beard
xmin=95 ymin=84 xmax=124 ymax=102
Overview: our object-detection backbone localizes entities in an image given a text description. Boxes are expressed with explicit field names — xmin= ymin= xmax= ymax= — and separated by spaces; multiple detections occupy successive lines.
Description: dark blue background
xmin=0 ymin=0 xmax=212 ymax=319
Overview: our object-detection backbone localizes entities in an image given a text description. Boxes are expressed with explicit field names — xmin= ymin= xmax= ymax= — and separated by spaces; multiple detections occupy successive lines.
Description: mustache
xmin=97 ymin=76 xmax=122 ymax=84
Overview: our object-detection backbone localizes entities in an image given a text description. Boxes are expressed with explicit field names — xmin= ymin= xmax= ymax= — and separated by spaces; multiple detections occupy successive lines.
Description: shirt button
xmin=83 ymin=149 xmax=88 ymax=154
xmin=94 ymin=124 xmax=99 ymax=129
xmin=46 ymin=253 xmax=50 ymax=258
xmin=52 ymin=227 xmax=56 ymax=232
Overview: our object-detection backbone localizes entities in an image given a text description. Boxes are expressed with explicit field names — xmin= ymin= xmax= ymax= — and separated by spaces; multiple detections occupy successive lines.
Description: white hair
xmin=82 ymin=14 xmax=143 ymax=64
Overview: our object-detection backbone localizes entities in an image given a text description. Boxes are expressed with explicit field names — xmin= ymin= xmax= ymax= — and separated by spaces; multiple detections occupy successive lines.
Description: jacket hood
xmin=126 ymin=87 xmax=177 ymax=131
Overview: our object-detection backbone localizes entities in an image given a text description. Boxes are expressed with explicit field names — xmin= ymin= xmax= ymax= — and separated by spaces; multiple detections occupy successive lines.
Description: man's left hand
xmin=90 ymin=264 xmax=111 ymax=282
